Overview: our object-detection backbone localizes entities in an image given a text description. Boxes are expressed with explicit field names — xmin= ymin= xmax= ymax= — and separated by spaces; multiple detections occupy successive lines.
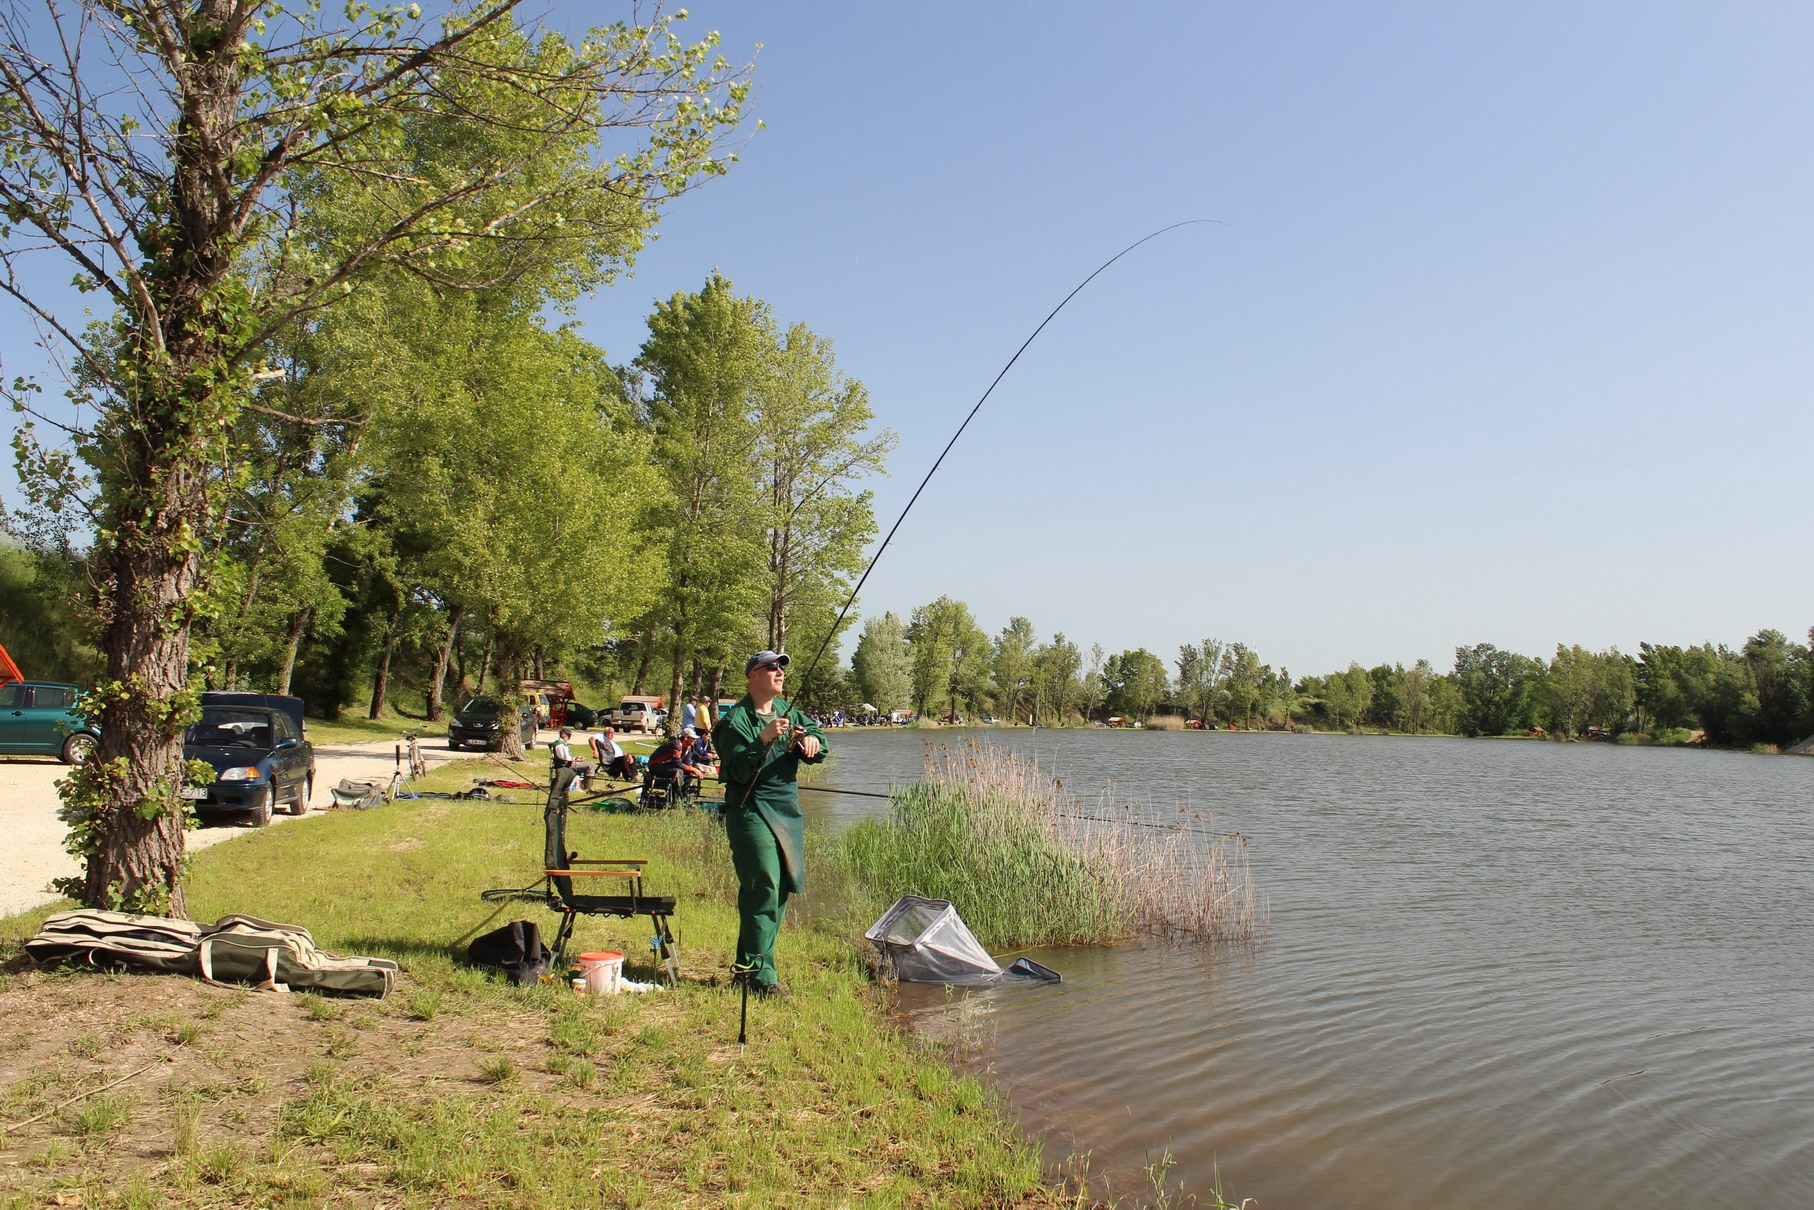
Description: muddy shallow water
xmin=804 ymin=728 xmax=1814 ymax=1209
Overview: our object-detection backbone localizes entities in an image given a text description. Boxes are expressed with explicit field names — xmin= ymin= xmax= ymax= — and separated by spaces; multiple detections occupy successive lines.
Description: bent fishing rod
xmin=740 ymin=220 xmax=1224 ymax=792
xmin=782 ymin=218 xmax=1222 ymax=720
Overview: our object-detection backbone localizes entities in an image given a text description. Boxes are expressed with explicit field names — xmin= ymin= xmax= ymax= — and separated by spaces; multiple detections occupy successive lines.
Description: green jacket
xmin=712 ymin=694 xmax=828 ymax=893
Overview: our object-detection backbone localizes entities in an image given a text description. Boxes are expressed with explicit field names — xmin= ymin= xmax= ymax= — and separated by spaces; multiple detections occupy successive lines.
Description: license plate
xmin=179 ymin=786 xmax=209 ymax=801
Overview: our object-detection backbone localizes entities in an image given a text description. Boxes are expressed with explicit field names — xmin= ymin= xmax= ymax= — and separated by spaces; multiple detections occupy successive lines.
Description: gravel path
xmin=0 ymin=731 xmax=549 ymax=918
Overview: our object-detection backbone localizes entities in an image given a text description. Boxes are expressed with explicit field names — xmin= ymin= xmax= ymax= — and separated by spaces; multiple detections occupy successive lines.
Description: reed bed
xmin=839 ymin=741 xmax=1266 ymax=950
xmin=1143 ymin=713 xmax=1189 ymax=730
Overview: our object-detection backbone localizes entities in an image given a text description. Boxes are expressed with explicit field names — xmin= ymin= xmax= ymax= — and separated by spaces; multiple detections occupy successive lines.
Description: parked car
xmin=602 ymin=695 xmax=666 ymax=734
xmin=448 ymin=696 xmax=537 ymax=751
xmin=0 ymin=680 xmax=98 ymax=764
xmin=182 ymin=693 xmax=315 ymax=826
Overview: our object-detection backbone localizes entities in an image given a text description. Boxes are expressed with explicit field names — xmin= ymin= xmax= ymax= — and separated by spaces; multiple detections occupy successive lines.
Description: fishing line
xmin=743 ymin=778 xmax=1243 ymax=842
xmin=788 ymin=218 xmax=1224 ymax=710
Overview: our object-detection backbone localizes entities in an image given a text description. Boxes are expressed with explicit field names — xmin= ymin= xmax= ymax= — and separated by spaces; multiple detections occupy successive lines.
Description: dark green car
xmin=0 ymin=681 xmax=99 ymax=764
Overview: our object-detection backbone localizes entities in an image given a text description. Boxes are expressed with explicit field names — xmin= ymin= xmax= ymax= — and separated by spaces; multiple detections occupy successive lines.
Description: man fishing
xmin=712 ymin=650 xmax=826 ymax=998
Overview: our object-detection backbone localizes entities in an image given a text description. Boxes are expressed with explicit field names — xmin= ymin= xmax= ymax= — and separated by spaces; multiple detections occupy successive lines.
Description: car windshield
xmin=458 ymin=698 xmax=501 ymax=716
xmin=185 ymin=708 xmax=273 ymax=749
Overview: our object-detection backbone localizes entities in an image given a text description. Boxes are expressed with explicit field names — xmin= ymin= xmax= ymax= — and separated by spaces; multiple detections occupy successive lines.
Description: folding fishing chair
xmin=639 ymin=763 xmax=698 ymax=811
xmin=480 ymin=768 xmax=679 ymax=983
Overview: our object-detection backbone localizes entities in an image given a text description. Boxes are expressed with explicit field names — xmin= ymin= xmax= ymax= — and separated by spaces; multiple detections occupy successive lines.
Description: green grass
xmin=304 ymin=711 xmax=446 ymax=746
xmin=0 ymin=756 xmax=1060 ymax=1209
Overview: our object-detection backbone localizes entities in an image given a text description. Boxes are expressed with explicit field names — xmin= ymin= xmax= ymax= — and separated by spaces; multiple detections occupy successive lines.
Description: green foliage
xmin=0 ymin=532 xmax=100 ymax=683
xmin=852 ymin=611 xmax=912 ymax=713
xmin=1030 ymin=632 xmax=1083 ymax=724
xmin=1103 ymin=647 xmax=1170 ymax=720
xmin=1544 ymin=644 xmax=1636 ymax=738
xmin=905 ymin=596 xmax=990 ymax=719
xmin=1452 ymin=643 xmax=1546 ymax=736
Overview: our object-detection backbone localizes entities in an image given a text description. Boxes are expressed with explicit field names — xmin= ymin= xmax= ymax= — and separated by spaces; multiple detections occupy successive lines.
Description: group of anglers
xmin=545 ymin=650 xmax=825 ymax=999
xmin=547 ymin=722 xmax=712 ymax=797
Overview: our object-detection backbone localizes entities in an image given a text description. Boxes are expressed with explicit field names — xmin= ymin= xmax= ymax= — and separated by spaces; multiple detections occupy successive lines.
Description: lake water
xmin=802 ymin=729 xmax=1814 ymax=1209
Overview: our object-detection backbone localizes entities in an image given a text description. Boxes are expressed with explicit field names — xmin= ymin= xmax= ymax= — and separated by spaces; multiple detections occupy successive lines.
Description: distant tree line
xmin=846 ymin=605 xmax=1814 ymax=748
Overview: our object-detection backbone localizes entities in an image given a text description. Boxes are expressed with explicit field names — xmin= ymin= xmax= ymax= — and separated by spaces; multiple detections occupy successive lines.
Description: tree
xmin=1031 ymin=633 xmax=1082 ymax=724
xmin=991 ymin=617 xmax=1037 ymax=723
xmin=1222 ymin=643 xmax=1268 ymax=726
xmin=1395 ymin=659 xmax=1442 ymax=733
xmin=1103 ymin=648 xmax=1168 ymax=720
xmin=1174 ymin=639 xmax=1228 ymax=724
xmin=632 ymin=275 xmax=774 ymax=734
xmin=1453 ymin=643 xmax=1544 ymax=737
xmin=851 ymin=612 xmax=911 ymax=714
xmin=1079 ymin=642 xmax=1106 ymax=723
xmin=1743 ymin=629 xmax=1810 ymax=747
xmin=756 ymin=322 xmax=892 ymax=654
xmin=904 ymin=596 xmax=986 ymax=720
xmin=1320 ymin=662 xmax=1374 ymax=730
xmin=2 ymin=0 xmax=747 ymax=912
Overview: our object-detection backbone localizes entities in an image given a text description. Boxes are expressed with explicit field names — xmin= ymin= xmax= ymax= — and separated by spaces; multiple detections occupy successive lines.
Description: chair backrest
xmin=545 ymin=766 xmax=578 ymax=899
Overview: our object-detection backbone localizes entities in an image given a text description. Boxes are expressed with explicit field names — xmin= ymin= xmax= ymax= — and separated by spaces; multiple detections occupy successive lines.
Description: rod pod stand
xmin=731 ymin=963 xmax=758 ymax=1045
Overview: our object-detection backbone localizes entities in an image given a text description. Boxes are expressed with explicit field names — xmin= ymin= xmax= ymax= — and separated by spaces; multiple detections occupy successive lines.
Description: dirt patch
xmin=0 ymin=966 xmax=571 ymax=1200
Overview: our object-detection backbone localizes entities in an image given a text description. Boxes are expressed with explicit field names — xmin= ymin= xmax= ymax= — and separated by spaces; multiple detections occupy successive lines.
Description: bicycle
xmin=389 ymin=729 xmax=426 ymax=801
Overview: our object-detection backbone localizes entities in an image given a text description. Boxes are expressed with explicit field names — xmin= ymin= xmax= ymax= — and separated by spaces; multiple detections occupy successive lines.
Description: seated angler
xmin=592 ymin=726 xmax=637 ymax=782
xmin=645 ymin=726 xmax=690 ymax=795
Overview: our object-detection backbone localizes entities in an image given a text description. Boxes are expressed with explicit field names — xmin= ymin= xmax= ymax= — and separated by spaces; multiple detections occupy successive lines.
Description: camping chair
xmin=480 ymin=768 xmax=679 ymax=983
xmin=640 ymin=763 xmax=693 ymax=811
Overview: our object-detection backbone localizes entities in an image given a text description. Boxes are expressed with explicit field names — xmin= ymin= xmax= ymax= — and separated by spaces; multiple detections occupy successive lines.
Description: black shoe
xmin=752 ymin=981 xmax=789 ymax=999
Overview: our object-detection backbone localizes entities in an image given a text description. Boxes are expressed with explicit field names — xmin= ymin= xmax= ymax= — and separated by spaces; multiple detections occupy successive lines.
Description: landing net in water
xmin=864 ymin=895 xmax=1060 ymax=985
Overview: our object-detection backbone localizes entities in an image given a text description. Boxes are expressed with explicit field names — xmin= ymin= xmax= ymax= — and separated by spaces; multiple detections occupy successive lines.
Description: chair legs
xmin=549 ymin=907 xmax=679 ymax=986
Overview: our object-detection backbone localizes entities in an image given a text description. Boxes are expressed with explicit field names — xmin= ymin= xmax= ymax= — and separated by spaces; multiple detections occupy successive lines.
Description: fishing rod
xmin=784 ymin=218 xmax=1223 ymax=715
xmin=784 ymin=779 xmax=1242 ymax=841
xmin=715 ymin=773 xmax=1241 ymax=841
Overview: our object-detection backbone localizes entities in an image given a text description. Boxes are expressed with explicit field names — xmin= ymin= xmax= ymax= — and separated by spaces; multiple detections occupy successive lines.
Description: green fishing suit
xmin=712 ymin=695 xmax=827 ymax=988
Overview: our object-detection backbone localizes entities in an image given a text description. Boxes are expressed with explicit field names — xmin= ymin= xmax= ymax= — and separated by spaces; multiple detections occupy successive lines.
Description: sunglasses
xmin=756 ymin=663 xmax=786 ymax=674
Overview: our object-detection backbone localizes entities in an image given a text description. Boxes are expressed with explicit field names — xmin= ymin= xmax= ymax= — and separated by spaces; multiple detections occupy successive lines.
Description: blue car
xmin=182 ymin=693 xmax=315 ymax=826
xmin=0 ymin=680 xmax=99 ymax=764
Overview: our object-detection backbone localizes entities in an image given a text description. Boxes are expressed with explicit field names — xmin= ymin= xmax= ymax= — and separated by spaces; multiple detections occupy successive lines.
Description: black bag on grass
xmin=468 ymin=919 xmax=551 ymax=987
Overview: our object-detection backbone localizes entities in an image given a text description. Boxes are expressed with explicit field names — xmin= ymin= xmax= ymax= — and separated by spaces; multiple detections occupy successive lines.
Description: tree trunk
xmin=428 ymin=604 xmax=465 ymax=722
xmin=632 ymin=628 xmax=654 ymax=694
xmin=533 ymin=645 xmax=545 ymax=680
xmin=81 ymin=544 xmax=204 ymax=915
xmin=477 ymin=632 xmax=495 ymax=694
xmin=368 ymin=606 xmax=400 ymax=719
xmin=707 ymin=664 xmax=725 ymax=727
xmin=667 ymin=635 xmax=687 ymax=737
xmin=276 ymin=606 xmax=310 ymax=695
xmin=497 ymin=653 xmax=528 ymax=759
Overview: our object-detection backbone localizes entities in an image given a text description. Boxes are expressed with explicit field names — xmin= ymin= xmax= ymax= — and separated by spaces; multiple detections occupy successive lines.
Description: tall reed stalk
xmin=840 ymin=741 xmax=1265 ymax=949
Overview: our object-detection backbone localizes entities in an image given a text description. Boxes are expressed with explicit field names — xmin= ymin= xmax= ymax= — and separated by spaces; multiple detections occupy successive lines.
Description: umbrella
xmin=860 ymin=703 xmax=877 ymax=713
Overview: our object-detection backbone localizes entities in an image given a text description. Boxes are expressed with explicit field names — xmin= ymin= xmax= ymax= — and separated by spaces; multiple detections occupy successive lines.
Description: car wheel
xmin=287 ymin=778 xmax=312 ymax=816
xmin=60 ymin=733 xmax=97 ymax=766
xmin=249 ymin=787 xmax=273 ymax=827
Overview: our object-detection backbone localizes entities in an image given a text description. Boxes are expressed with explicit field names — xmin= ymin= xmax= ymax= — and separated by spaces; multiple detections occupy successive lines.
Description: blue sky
xmin=7 ymin=2 xmax=1812 ymax=677
xmin=559 ymin=0 xmax=1814 ymax=676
